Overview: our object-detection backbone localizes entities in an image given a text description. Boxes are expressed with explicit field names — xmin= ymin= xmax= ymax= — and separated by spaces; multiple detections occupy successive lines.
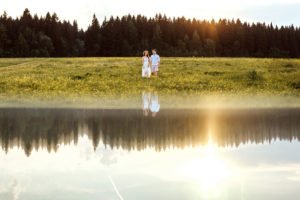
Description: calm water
xmin=0 ymin=106 xmax=300 ymax=200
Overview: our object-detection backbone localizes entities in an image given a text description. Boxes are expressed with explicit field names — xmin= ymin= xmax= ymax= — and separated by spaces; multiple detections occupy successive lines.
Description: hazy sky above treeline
xmin=1 ymin=0 xmax=300 ymax=30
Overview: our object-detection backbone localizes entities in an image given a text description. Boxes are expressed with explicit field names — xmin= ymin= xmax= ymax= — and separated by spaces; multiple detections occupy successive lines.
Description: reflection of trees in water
xmin=0 ymin=109 xmax=299 ymax=156
xmin=212 ymin=109 xmax=300 ymax=147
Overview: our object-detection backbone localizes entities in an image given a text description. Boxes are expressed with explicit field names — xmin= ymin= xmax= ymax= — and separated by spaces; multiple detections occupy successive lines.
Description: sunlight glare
xmin=180 ymin=133 xmax=232 ymax=190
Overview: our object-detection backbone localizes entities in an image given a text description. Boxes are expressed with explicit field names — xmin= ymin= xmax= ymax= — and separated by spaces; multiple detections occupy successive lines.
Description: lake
xmin=0 ymin=106 xmax=300 ymax=200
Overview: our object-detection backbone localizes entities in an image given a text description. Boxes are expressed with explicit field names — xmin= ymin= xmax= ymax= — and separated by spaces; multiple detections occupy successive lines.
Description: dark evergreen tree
xmin=85 ymin=14 xmax=101 ymax=56
xmin=15 ymin=33 xmax=29 ymax=57
xmin=190 ymin=30 xmax=202 ymax=56
xmin=0 ymin=24 xmax=8 ymax=56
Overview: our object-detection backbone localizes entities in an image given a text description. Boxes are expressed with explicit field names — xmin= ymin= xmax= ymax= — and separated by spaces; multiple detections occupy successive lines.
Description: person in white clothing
xmin=150 ymin=49 xmax=160 ymax=76
xmin=150 ymin=92 xmax=160 ymax=117
xmin=142 ymin=50 xmax=151 ymax=78
xmin=142 ymin=91 xmax=151 ymax=116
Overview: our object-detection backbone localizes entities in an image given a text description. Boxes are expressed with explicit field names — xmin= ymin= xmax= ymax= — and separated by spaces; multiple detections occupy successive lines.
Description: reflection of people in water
xmin=142 ymin=91 xmax=160 ymax=117
xmin=150 ymin=92 xmax=160 ymax=117
xmin=142 ymin=91 xmax=151 ymax=116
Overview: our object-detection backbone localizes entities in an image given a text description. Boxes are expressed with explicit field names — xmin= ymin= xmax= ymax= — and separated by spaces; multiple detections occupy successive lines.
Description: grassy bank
xmin=0 ymin=57 xmax=299 ymax=100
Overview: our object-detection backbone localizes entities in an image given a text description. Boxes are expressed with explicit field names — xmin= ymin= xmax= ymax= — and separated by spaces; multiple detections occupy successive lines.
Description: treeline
xmin=1 ymin=108 xmax=299 ymax=156
xmin=1 ymin=9 xmax=300 ymax=57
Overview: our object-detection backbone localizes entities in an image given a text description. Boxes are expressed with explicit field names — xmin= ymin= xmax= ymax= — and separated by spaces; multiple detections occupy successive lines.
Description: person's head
xmin=143 ymin=50 xmax=149 ymax=57
xmin=152 ymin=49 xmax=157 ymax=54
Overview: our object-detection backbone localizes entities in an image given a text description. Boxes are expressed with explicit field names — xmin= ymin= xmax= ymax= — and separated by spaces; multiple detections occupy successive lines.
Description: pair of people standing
xmin=142 ymin=49 xmax=160 ymax=78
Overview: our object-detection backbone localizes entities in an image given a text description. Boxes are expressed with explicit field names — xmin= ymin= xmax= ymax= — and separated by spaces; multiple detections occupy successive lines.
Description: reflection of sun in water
xmin=181 ymin=131 xmax=232 ymax=193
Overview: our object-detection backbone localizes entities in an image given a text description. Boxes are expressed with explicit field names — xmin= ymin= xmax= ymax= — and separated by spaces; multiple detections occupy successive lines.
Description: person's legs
xmin=151 ymin=65 xmax=155 ymax=76
xmin=152 ymin=65 xmax=158 ymax=76
xmin=154 ymin=67 xmax=158 ymax=76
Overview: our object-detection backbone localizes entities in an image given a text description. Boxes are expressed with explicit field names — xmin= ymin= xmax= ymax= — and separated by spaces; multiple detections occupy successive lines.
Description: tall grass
xmin=0 ymin=57 xmax=299 ymax=99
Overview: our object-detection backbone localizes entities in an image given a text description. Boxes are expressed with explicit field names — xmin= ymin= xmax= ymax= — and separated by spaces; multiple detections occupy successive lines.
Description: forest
xmin=0 ymin=8 xmax=300 ymax=57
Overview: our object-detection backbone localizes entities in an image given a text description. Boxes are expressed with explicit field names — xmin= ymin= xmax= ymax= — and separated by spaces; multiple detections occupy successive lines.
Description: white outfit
xmin=142 ymin=56 xmax=151 ymax=78
xmin=150 ymin=54 xmax=160 ymax=72
xmin=142 ymin=92 xmax=151 ymax=110
xmin=150 ymin=94 xmax=160 ymax=113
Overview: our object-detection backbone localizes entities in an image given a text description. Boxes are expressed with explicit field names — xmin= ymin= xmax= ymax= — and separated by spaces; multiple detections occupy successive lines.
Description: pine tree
xmin=15 ymin=33 xmax=29 ymax=57
xmin=0 ymin=24 xmax=8 ymax=56
xmin=152 ymin=24 xmax=162 ymax=49
xmin=189 ymin=30 xmax=202 ymax=56
xmin=85 ymin=14 xmax=101 ymax=56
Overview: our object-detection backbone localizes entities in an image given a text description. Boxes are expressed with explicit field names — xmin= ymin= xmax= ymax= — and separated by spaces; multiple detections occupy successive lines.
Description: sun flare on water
xmin=180 ymin=131 xmax=233 ymax=192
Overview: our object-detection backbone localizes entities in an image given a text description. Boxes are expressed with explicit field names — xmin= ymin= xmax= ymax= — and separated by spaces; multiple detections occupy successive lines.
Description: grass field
xmin=0 ymin=57 xmax=299 ymax=101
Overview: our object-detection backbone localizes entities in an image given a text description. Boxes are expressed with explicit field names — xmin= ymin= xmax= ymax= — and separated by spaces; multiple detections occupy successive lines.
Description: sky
xmin=1 ymin=0 xmax=300 ymax=30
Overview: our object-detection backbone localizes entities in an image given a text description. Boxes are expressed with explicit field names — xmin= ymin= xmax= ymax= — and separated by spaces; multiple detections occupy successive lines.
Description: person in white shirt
xmin=150 ymin=92 xmax=160 ymax=117
xmin=150 ymin=49 xmax=160 ymax=76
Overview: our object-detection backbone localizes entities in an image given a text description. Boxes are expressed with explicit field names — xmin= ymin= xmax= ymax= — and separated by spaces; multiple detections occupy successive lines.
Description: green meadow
xmin=0 ymin=57 xmax=299 ymax=102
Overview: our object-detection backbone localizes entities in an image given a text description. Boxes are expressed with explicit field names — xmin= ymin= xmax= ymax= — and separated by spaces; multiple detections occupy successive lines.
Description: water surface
xmin=0 ymin=108 xmax=299 ymax=200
